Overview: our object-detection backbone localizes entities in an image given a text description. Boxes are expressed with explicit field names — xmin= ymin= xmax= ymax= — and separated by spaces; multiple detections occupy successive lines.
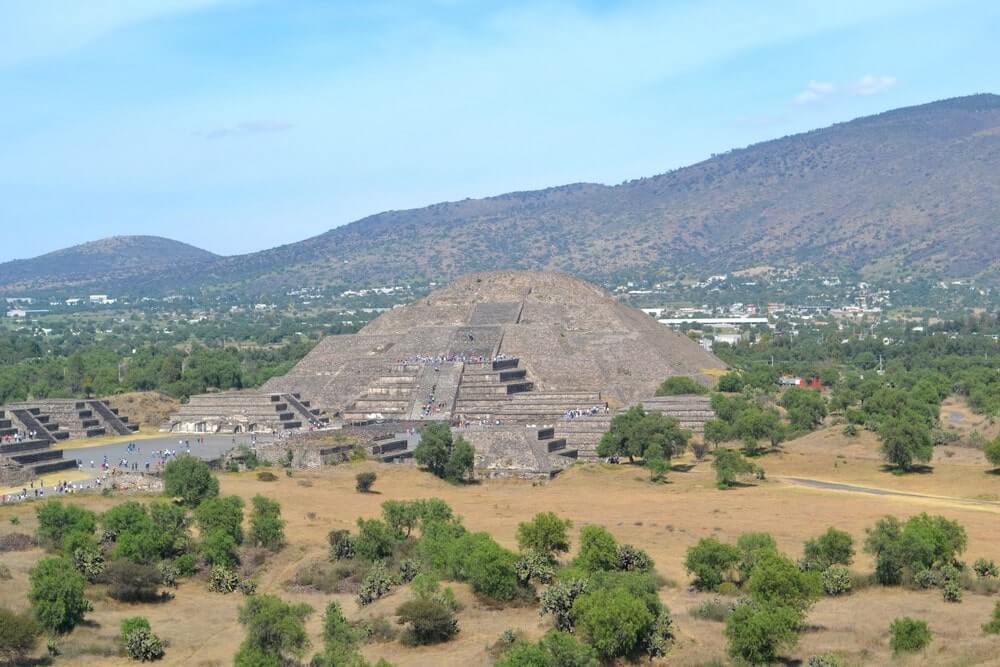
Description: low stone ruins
xmin=0 ymin=400 xmax=139 ymax=486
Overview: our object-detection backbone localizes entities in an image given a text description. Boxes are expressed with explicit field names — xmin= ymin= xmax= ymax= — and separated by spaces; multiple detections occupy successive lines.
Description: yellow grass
xmin=3 ymin=427 xmax=1000 ymax=665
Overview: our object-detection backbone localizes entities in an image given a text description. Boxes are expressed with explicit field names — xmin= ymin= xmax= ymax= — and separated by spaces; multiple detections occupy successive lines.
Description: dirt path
xmin=776 ymin=476 xmax=1000 ymax=512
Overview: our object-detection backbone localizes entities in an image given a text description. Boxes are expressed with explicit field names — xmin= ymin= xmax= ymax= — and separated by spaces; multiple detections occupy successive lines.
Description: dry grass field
xmin=3 ymin=424 xmax=1000 ymax=666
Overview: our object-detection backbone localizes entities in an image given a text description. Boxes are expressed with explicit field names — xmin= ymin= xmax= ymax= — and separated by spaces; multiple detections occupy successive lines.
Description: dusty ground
xmin=108 ymin=391 xmax=180 ymax=429
xmin=3 ymin=425 xmax=1000 ymax=666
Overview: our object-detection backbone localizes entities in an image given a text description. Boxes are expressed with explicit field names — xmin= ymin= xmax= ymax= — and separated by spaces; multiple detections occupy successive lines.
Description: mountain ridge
xmin=2 ymin=94 xmax=998 ymax=295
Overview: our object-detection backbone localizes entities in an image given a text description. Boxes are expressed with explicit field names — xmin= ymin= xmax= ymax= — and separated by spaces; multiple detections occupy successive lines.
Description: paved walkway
xmin=778 ymin=476 xmax=1000 ymax=511
xmin=2 ymin=434 xmax=271 ymax=503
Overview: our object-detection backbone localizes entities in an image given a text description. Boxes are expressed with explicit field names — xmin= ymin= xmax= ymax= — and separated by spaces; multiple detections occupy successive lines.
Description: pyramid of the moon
xmin=262 ymin=271 xmax=725 ymax=424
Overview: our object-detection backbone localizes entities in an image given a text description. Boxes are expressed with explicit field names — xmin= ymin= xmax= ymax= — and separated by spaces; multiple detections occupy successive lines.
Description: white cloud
xmin=794 ymin=74 xmax=898 ymax=104
xmin=850 ymin=74 xmax=898 ymax=96
xmin=197 ymin=120 xmax=294 ymax=140
xmin=794 ymin=80 xmax=837 ymax=105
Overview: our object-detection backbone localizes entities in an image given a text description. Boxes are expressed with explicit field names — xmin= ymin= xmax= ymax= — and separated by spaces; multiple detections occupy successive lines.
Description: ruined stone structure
xmin=265 ymin=271 xmax=724 ymax=416
xmin=162 ymin=391 xmax=327 ymax=433
xmin=173 ymin=272 xmax=724 ymax=475
xmin=4 ymin=399 xmax=139 ymax=439
xmin=0 ymin=407 xmax=80 ymax=484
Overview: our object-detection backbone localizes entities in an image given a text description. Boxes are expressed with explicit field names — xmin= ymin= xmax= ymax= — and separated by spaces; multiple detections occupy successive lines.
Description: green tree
xmin=684 ymin=537 xmax=740 ymax=591
xmin=35 ymin=501 xmax=97 ymax=549
xmin=889 ymin=617 xmax=931 ymax=654
xmin=655 ymin=376 xmax=708 ymax=396
xmin=382 ymin=500 xmax=422 ymax=538
xmin=576 ymin=525 xmax=619 ymax=572
xmin=597 ymin=406 xmax=690 ymax=462
xmin=249 ymin=495 xmax=285 ymax=550
xmin=395 ymin=597 xmax=458 ymax=645
xmin=984 ymin=435 xmax=1000 ymax=470
xmin=163 ymin=455 xmax=219 ymax=507
xmin=355 ymin=519 xmax=397 ymax=562
xmin=236 ymin=594 xmax=313 ymax=666
xmin=516 ymin=512 xmax=572 ymax=562
xmin=414 ymin=422 xmax=453 ymax=478
xmin=802 ymin=528 xmax=855 ymax=571
xmin=717 ymin=371 xmax=745 ymax=393
xmin=201 ymin=529 xmax=240 ymax=567
xmin=735 ymin=407 xmax=782 ymax=455
xmin=746 ymin=551 xmax=820 ymax=612
xmin=703 ymin=418 xmax=732 ymax=447
xmin=736 ymin=532 xmax=777 ymax=583
xmin=572 ymin=586 xmax=654 ymax=661
xmin=444 ymin=437 xmax=475 ymax=483
xmin=355 ymin=471 xmax=377 ymax=493
xmin=879 ymin=418 xmax=933 ymax=471
xmin=725 ymin=600 xmax=802 ymax=665
xmin=781 ymin=387 xmax=828 ymax=431
xmin=495 ymin=629 xmax=599 ymax=667
xmin=195 ymin=495 xmax=245 ymax=545
xmin=712 ymin=448 xmax=756 ymax=489
xmin=28 ymin=557 xmax=91 ymax=634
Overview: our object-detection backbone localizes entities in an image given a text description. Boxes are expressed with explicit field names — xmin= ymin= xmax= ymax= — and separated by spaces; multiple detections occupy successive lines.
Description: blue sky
xmin=1 ymin=0 xmax=998 ymax=261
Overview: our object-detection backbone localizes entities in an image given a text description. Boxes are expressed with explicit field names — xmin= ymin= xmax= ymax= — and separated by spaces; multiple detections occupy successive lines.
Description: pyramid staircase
xmin=0 ymin=410 xmax=78 ymax=477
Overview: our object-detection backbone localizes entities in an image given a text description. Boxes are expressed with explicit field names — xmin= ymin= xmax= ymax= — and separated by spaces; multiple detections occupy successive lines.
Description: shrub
xmin=974 ymin=558 xmax=998 ymax=579
xmin=355 ymin=519 xmax=397 ymax=562
xmin=124 ymin=628 xmax=165 ymax=662
xmin=120 ymin=616 xmax=151 ymax=640
xmin=539 ymin=578 xmax=587 ymax=631
xmin=572 ymin=584 xmax=657 ymax=661
xmin=942 ymin=580 xmax=963 ymax=603
xmin=156 ymin=561 xmax=178 ymax=587
xmin=462 ymin=534 xmax=523 ymax=602
xmin=736 ymin=532 xmax=777 ymax=583
xmin=889 ymin=617 xmax=931 ymax=654
xmin=28 ymin=557 xmax=91 ymax=633
xmin=328 ymin=529 xmax=356 ymax=561
xmin=195 ymin=495 xmax=244 ymax=545
xmin=0 ymin=563 xmax=9 ymax=580
xmin=717 ymin=581 xmax=739 ymax=596
xmin=617 ymin=543 xmax=654 ymax=572
xmin=357 ymin=561 xmax=395 ymax=606
xmin=35 ymin=501 xmax=97 ymax=549
xmin=208 ymin=565 xmax=240 ymax=593
xmin=689 ymin=597 xmax=735 ymax=622
xmin=656 ymin=375 xmax=708 ymax=396
xmin=822 ymin=565 xmax=853 ymax=596
xmin=105 ymin=560 xmax=163 ymax=603
xmin=984 ymin=601 xmax=1000 ymax=634
xmin=239 ymin=578 xmax=258 ymax=596
xmin=256 ymin=471 xmax=278 ymax=482
xmin=249 ymin=495 xmax=285 ymax=550
xmin=808 ymin=653 xmax=845 ymax=667
xmin=747 ymin=551 xmax=820 ymax=612
xmin=0 ymin=532 xmax=34 ymax=552
xmin=237 ymin=594 xmax=313 ymax=664
xmin=0 ymin=607 xmax=42 ymax=662
xmin=72 ymin=543 xmax=106 ymax=582
xmin=396 ymin=597 xmax=458 ymax=645
xmin=725 ymin=600 xmax=802 ymax=665
xmin=355 ymin=471 xmax=377 ymax=493
xmin=802 ymin=528 xmax=854 ymax=571
xmin=174 ymin=553 xmax=197 ymax=577
xmin=321 ymin=600 xmax=356 ymax=648
xmin=913 ymin=568 xmax=939 ymax=589
xmin=495 ymin=629 xmax=600 ymax=667
xmin=576 ymin=525 xmax=619 ymax=572
xmin=684 ymin=537 xmax=740 ymax=591
xmin=516 ymin=512 xmax=572 ymax=560
xmin=398 ymin=558 xmax=419 ymax=583
xmin=201 ymin=528 xmax=240 ymax=567
xmin=163 ymin=455 xmax=219 ymax=507
xmin=515 ymin=550 xmax=555 ymax=584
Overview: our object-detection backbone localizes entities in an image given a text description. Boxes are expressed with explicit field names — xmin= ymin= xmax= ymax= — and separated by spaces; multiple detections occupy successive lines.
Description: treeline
xmin=715 ymin=318 xmax=1000 ymax=418
xmin=0 ymin=336 xmax=316 ymax=404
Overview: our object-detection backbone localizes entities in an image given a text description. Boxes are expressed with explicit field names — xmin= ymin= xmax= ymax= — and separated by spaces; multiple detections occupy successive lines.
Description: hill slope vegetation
xmin=2 ymin=94 xmax=998 ymax=296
